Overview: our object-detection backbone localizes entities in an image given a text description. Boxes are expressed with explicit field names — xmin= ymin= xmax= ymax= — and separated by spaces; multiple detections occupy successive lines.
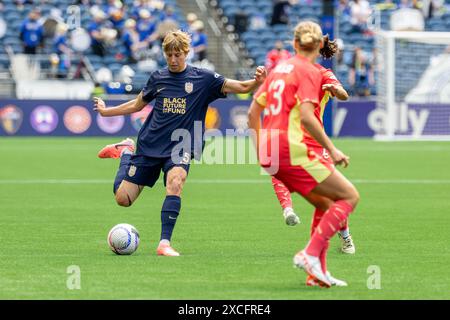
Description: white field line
xmin=1 ymin=179 xmax=450 ymax=185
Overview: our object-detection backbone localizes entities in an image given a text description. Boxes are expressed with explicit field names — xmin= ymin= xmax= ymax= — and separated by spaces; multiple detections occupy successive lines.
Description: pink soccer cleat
xmin=98 ymin=138 xmax=135 ymax=159
xmin=156 ymin=242 xmax=180 ymax=257
xmin=293 ymin=250 xmax=331 ymax=288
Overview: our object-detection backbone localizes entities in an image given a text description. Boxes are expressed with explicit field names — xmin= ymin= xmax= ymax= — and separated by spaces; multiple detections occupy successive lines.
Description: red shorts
xmin=272 ymin=146 xmax=335 ymax=196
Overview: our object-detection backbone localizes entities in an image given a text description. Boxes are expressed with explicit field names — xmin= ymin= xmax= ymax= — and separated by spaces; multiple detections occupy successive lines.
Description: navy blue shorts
xmin=123 ymin=155 xmax=190 ymax=188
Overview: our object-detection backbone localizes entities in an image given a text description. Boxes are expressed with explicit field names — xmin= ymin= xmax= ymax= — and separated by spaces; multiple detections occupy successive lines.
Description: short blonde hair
xmin=294 ymin=21 xmax=323 ymax=51
xmin=162 ymin=30 xmax=191 ymax=54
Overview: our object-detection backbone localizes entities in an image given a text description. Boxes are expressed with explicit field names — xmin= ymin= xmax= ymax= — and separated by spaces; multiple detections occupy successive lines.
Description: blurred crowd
xmin=0 ymin=0 xmax=209 ymax=79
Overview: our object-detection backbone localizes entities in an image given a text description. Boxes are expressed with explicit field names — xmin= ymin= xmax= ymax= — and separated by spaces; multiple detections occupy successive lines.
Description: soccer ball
xmin=107 ymin=223 xmax=140 ymax=255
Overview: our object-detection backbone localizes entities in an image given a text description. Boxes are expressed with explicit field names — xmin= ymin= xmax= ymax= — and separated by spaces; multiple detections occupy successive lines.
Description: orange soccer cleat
xmin=306 ymin=275 xmax=328 ymax=287
xmin=306 ymin=272 xmax=348 ymax=287
xmin=98 ymin=138 xmax=135 ymax=159
xmin=156 ymin=242 xmax=180 ymax=257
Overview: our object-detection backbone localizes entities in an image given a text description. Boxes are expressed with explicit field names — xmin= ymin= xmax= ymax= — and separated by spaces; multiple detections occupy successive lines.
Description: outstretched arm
xmin=247 ymin=99 xmax=265 ymax=156
xmin=222 ymin=66 xmax=267 ymax=94
xmin=93 ymin=92 xmax=148 ymax=117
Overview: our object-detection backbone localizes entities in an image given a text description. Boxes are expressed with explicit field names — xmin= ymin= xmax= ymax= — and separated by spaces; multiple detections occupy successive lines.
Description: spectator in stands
xmin=53 ymin=23 xmax=72 ymax=78
xmin=159 ymin=5 xmax=179 ymax=23
xmin=15 ymin=0 xmax=34 ymax=9
xmin=270 ymin=0 xmax=292 ymax=26
xmin=348 ymin=46 xmax=373 ymax=97
xmin=148 ymin=0 xmax=166 ymax=15
xmin=191 ymin=20 xmax=208 ymax=62
xmin=265 ymin=40 xmax=292 ymax=73
xmin=137 ymin=9 xmax=157 ymax=47
xmin=338 ymin=0 xmax=352 ymax=22
xmin=349 ymin=0 xmax=372 ymax=34
xmin=122 ymin=19 xmax=141 ymax=63
xmin=109 ymin=8 xmax=126 ymax=36
xmin=103 ymin=0 xmax=122 ymax=14
xmin=249 ymin=13 xmax=267 ymax=30
xmin=20 ymin=9 xmax=44 ymax=54
xmin=186 ymin=13 xmax=198 ymax=34
xmin=151 ymin=9 xmax=179 ymax=45
xmin=131 ymin=0 xmax=147 ymax=20
xmin=88 ymin=10 xmax=109 ymax=57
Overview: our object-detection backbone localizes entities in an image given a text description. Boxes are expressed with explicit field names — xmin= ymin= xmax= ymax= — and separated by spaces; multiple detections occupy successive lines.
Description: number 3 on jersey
xmin=265 ymin=79 xmax=285 ymax=116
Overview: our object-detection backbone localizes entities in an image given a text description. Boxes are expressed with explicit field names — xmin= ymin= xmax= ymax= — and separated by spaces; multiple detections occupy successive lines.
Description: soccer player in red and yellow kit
xmin=248 ymin=21 xmax=360 ymax=288
xmin=271 ymin=37 xmax=356 ymax=257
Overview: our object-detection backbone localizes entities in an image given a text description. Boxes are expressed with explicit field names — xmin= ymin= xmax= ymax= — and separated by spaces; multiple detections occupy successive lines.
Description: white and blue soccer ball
xmin=107 ymin=223 xmax=140 ymax=255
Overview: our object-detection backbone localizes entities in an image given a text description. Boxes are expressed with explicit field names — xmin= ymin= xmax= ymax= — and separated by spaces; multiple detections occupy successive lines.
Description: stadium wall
xmin=2 ymin=99 xmax=444 ymax=137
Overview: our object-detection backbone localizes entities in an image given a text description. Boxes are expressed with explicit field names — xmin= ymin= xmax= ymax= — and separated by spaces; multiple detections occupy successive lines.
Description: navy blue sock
xmin=113 ymin=154 xmax=131 ymax=194
xmin=160 ymin=195 xmax=181 ymax=241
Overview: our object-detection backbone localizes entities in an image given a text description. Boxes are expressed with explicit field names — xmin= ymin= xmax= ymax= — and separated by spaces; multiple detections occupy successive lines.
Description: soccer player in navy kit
xmin=94 ymin=30 xmax=266 ymax=256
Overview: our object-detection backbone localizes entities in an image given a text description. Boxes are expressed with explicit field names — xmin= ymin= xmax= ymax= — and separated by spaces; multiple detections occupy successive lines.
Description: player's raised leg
xmin=271 ymin=177 xmax=300 ymax=226
xmin=156 ymin=166 xmax=187 ymax=257
xmin=115 ymin=180 xmax=144 ymax=207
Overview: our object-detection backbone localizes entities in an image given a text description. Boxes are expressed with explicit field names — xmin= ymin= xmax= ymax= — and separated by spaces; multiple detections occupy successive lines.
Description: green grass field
xmin=1 ymin=137 xmax=450 ymax=299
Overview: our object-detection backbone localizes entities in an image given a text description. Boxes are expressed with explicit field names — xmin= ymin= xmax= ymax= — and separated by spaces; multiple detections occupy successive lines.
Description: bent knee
xmin=345 ymin=187 xmax=360 ymax=209
xmin=166 ymin=176 xmax=186 ymax=195
xmin=115 ymin=192 xmax=133 ymax=207
xmin=312 ymin=199 xmax=332 ymax=212
xmin=166 ymin=184 xmax=183 ymax=195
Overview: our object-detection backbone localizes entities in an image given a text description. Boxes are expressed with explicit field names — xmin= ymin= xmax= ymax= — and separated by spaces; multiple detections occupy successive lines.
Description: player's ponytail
xmin=320 ymin=35 xmax=338 ymax=59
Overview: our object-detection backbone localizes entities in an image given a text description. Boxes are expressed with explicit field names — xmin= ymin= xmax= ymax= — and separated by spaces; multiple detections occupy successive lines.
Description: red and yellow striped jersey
xmin=254 ymin=55 xmax=339 ymax=166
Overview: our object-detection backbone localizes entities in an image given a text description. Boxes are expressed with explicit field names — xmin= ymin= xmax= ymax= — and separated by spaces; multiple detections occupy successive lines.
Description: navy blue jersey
xmin=137 ymin=65 xmax=226 ymax=160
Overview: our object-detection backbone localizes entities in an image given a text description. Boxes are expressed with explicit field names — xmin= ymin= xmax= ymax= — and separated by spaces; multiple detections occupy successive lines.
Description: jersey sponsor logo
xmin=63 ymin=105 xmax=92 ymax=134
xmin=0 ymin=104 xmax=23 ymax=135
xmin=30 ymin=105 xmax=58 ymax=134
xmin=163 ymin=97 xmax=187 ymax=114
xmin=130 ymin=105 xmax=153 ymax=132
xmin=128 ymin=165 xmax=137 ymax=177
xmin=205 ymin=106 xmax=221 ymax=129
xmin=96 ymin=113 xmax=125 ymax=134
xmin=185 ymin=82 xmax=193 ymax=94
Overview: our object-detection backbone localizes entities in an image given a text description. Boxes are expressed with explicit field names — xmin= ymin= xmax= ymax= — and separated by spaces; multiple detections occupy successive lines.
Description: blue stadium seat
xmin=91 ymin=62 xmax=106 ymax=71
xmin=103 ymin=55 xmax=119 ymax=65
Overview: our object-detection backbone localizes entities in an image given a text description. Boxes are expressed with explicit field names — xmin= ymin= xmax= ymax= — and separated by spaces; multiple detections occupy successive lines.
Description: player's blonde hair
xmin=162 ymin=30 xmax=191 ymax=54
xmin=294 ymin=21 xmax=323 ymax=51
